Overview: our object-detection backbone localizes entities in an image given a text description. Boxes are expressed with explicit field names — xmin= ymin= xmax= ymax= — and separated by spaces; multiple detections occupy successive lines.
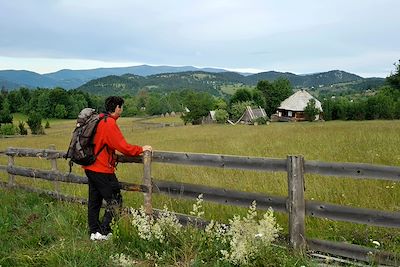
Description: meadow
xmin=1 ymin=116 xmax=400 ymax=265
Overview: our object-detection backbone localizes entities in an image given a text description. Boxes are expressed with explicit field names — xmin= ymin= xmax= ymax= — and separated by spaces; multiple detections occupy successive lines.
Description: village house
xmin=273 ymin=89 xmax=323 ymax=121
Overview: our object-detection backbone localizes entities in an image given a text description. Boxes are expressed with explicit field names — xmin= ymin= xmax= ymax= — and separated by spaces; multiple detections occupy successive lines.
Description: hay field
xmin=1 ymin=118 xmax=400 ymax=252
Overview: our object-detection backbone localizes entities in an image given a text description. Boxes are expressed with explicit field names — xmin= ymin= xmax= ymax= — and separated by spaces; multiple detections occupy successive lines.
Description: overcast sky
xmin=1 ymin=0 xmax=399 ymax=77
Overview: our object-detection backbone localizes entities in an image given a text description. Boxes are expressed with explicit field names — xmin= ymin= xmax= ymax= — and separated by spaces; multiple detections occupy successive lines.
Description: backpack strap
xmin=92 ymin=114 xmax=109 ymax=162
xmin=95 ymin=144 xmax=107 ymax=158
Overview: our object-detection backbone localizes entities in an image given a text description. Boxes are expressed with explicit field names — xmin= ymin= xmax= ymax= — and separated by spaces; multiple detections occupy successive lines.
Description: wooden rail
xmin=1 ymin=147 xmax=400 ymax=265
xmin=6 ymin=147 xmax=400 ymax=180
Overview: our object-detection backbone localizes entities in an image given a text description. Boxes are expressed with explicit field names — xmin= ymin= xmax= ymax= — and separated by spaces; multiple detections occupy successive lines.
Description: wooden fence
xmin=1 ymin=146 xmax=400 ymax=265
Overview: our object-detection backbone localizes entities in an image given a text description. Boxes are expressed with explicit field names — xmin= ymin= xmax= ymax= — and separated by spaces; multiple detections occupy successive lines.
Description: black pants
xmin=85 ymin=170 xmax=122 ymax=235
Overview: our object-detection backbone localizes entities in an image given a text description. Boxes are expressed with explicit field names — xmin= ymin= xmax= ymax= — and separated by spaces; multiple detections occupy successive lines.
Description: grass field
xmin=1 ymin=116 xmax=400 ymax=263
xmin=220 ymin=84 xmax=255 ymax=95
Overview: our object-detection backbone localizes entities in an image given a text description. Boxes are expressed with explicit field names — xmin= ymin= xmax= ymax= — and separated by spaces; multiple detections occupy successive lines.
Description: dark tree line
xmin=0 ymin=87 xmax=103 ymax=120
xmin=322 ymin=61 xmax=400 ymax=121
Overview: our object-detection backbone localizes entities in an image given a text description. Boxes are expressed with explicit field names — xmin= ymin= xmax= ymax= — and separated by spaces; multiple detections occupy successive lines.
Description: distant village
xmin=162 ymin=89 xmax=323 ymax=125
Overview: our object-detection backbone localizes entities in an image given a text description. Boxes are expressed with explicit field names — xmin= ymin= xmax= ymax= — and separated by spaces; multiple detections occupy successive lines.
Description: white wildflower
xmin=130 ymin=205 xmax=181 ymax=243
xmin=205 ymin=220 xmax=228 ymax=242
xmin=130 ymin=207 xmax=153 ymax=240
xmin=205 ymin=220 xmax=215 ymax=234
xmin=190 ymin=194 xmax=204 ymax=218
xmin=372 ymin=240 xmax=380 ymax=247
xmin=220 ymin=203 xmax=281 ymax=265
xmin=144 ymin=252 xmax=152 ymax=260
xmin=109 ymin=253 xmax=137 ymax=267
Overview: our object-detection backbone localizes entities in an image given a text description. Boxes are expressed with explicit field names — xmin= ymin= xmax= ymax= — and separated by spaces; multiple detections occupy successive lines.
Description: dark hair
xmin=105 ymin=96 xmax=124 ymax=113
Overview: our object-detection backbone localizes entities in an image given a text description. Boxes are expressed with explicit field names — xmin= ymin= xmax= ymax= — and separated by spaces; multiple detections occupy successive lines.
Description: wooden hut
xmin=274 ymin=90 xmax=323 ymax=121
xmin=236 ymin=106 xmax=267 ymax=124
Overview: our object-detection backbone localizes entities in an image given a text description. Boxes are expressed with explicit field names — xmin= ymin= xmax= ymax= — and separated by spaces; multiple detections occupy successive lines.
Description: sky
xmin=0 ymin=0 xmax=399 ymax=77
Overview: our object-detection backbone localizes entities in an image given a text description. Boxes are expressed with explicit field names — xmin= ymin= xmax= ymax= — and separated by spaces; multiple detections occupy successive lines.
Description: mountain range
xmin=0 ymin=65 xmax=385 ymax=96
xmin=0 ymin=65 xmax=229 ymax=90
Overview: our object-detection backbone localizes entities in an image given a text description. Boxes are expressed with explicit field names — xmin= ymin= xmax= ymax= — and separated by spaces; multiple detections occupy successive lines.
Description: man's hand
xmin=142 ymin=145 xmax=152 ymax=152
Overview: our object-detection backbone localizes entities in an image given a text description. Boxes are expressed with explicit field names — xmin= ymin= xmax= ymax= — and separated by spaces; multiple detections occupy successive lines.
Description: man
xmin=84 ymin=96 xmax=152 ymax=241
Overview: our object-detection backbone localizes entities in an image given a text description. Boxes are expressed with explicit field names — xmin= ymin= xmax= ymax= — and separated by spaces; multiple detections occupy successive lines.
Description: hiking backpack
xmin=65 ymin=108 xmax=106 ymax=167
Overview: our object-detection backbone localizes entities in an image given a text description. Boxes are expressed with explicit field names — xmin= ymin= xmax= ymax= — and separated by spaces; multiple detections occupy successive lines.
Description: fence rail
xmin=6 ymin=147 xmax=400 ymax=180
xmin=1 ymin=146 xmax=400 ymax=265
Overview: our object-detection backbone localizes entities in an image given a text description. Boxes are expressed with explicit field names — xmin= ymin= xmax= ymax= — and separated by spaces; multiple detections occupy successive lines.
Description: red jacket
xmin=83 ymin=114 xmax=143 ymax=173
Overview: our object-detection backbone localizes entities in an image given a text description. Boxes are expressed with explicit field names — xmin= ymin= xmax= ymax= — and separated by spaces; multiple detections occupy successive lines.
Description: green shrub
xmin=0 ymin=110 xmax=13 ymax=124
xmin=304 ymin=99 xmax=320 ymax=121
xmin=252 ymin=116 xmax=269 ymax=125
xmin=0 ymin=123 xmax=16 ymax=135
xmin=45 ymin=120 xmax=50 ymax=128
xmin=230 ymin=101 xmax=253 ymax=122
xmin=18 ymin=121 xmax=28 ymax=135
xmin=27 ymin=112 xmax=45 ymax=135
xmin=214 ymin=109 xmax=229 ymax=124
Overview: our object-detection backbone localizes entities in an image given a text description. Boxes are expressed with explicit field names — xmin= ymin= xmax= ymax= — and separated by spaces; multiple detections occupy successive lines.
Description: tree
xmin=18 ymin=121 xmax=28 ymax=135
xmin=36 ymin=90 xmax=51 ymax=117
xmin=304 ymin=99 xmax=320 ymax=121
xmin=321 ymin=98 xmax=333 ymax=121
xmin=230 ymin=88 xmax=252 ymax=104
xmin=214 ymin=109 xmax=229 ymax=123
xmin=27 ymin=112 xmax=44 ymax=135
xmin=145 ymin=93 xmax=168 ymax=115
xmin=49 ymin=88 xmax=75 ymax=118
xmin=0 ymin=98 xmax=13 ymax=124
xmin=54 ymin=104 xmax=68 ymax=119
xmin=386 ymin=60 xmax=400 ymax=90
xmin=69 ymin=93 xmax=89 ymax=117
xmin=347 ymin=100 xmax=367 ymax=120
xmin=251 ymin=89 xmax=265 ymax=107
xmin=366 ymin=93 xmax=395 ymax=120
xmin=230 ymin=101 xmax=253 ymax=122
xmin=136 ymin=89 xmax=149 ymax=110
xmin=123 ymin=97 xmax=139 ymax=116
xmin=6 ymin=91 xmax=23 ymax=113
xmin=181 ymin=91 xmax=215 ymax=125
xmin=256 ymin=78 xmax=292 ymax=116
xmin=214 ymin=97 xmax=228 ymax=110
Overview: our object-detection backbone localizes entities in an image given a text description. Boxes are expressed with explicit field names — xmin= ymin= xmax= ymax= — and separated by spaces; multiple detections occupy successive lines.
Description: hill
xmin=0 ymin=65 xmax=228 ymax=90
xmin=0 ymin=70 xmax=58 ymax=88
xmin=77 ymin=71 xmax=237 ymax=96
xmin=244 ymin=70 xmax=364 ymax=88
xmin=78 ymin=70 xmax=384 ymax=96
xmin=0 ymin=65 xmax=385 ymax=96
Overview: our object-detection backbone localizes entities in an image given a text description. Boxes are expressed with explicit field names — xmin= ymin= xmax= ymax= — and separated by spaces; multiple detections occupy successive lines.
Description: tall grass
xmin=0 ymin=187 xmax=117 ymax=266
xmin=0 ymin=188 xmax=312 ymax=266
xmin=1 ymin=118 xmax=400 ymax=255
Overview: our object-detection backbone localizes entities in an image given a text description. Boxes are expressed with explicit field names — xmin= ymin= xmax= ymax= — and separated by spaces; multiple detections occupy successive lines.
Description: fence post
xmin=143 ymin=150 xmax=153 ymax=216
xmin=8 ymin=150 xmax=15 ymax=187
xmin=287 ymin=155 xmax=306 ymax=253
xmin=49 ymin=144 xmax=60 ymax=198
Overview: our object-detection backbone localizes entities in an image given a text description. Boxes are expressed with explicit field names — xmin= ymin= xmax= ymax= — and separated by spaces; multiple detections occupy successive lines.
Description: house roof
xmin=247 ymin=107 xmax=266 ymax=119
xmin=235 ymin=106 xmax=267 ymax=123
xmin=278 ymin=90 xmax=323 ymax=112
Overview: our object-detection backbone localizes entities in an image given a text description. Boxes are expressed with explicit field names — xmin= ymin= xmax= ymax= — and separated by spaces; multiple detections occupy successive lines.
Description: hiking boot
xmin=104 ymin=233 xmax=113 ymax=240
xmin=90 ymin=232 xmax=107 ymax=241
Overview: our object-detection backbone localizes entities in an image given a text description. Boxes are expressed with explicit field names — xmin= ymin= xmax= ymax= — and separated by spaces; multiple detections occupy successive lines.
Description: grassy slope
xmin=0 ymin=187 xmax=118 ymax=266
xmin=1 ymin=117 xmax=400 ymax=257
